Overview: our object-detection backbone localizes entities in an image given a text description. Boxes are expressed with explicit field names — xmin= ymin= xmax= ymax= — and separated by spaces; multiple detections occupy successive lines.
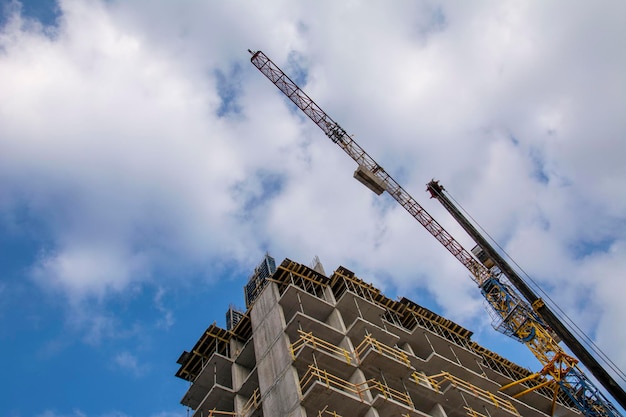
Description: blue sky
xmin=1 ymin=1 xmax=625 ymax=416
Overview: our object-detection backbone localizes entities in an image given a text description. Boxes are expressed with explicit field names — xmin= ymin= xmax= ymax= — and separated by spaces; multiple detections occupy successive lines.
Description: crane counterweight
xmin=354 ymin=165 xmax=385 ymax=195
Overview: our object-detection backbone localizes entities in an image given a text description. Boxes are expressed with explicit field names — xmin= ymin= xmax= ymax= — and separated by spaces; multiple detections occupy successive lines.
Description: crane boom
xmin=249 ymin=49 xmax=622 ymax=417
xmin=247 ymin=50 xmax=486 ymax=284
xmin=427 ymin=180 xmax=626 ymax=411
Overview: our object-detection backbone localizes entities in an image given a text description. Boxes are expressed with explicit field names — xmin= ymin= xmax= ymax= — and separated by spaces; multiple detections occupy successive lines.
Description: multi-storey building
xmin=175 ymin=255 xmax=579 ymax=417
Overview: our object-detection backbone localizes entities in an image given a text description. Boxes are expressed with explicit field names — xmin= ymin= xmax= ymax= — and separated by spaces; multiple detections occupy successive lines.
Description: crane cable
xmin=443 ymin=188 xmax=626 ymax=384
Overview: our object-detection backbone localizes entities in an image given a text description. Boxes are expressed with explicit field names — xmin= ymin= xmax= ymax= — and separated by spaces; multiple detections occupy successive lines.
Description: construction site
xmin=176 ymin=255 xmax=583 ymax=417
xmin=174 ymin=51 xmax=624 ymax=417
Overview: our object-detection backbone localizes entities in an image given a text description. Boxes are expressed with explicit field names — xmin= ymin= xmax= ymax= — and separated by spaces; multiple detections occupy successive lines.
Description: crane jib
xmin=249 ymin=49 xmax=623 ymax=417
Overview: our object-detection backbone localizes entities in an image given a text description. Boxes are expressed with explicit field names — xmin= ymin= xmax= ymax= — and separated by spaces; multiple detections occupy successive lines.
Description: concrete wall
xmin=251 ymin=283 xmax=306 ymax=417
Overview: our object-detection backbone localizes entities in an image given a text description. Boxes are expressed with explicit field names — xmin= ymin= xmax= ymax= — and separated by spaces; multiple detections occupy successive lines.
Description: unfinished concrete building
xmin=175 ymin=255 xmax=579 ymax=417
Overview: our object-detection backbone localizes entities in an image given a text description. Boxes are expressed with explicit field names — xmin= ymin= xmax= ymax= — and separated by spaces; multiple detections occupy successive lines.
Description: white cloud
xmin=113 ymin=350 xmax=147 ymax=377
xmin=37 ymin=410 xmax=87 ymax=417
xmin=1 ymin=0 xmax=247 ymax=297
xmin=147 ymin=412 xmax=181 ymax=417
xmin=33 ymin=243 xmax=148 ymax=296
xmin=36 ymin=410 xmax=132 ymax=417
xmin=153 ymin=286 xmax=174 ymax=329
xmin=1 ymin=0 xmax=625 ymax=398
xmin=100 ymin=413 xmax=130 ymax=417
xmin=60 ymin=300 xmax=142 ymax=346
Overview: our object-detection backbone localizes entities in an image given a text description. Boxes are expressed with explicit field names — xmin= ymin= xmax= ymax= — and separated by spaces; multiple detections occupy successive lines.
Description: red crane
xmin=248 ymin=49 xmax=623 ymax=417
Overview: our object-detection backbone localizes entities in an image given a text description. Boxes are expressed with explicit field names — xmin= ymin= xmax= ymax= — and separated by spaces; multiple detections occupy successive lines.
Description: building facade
xmin=175 ymin=256 xmax=578 ymax=417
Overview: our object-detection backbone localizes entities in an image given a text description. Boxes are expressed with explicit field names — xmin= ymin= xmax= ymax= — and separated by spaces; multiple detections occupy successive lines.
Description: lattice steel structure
xmin=248 ymin=50 xmax=622 ymax=417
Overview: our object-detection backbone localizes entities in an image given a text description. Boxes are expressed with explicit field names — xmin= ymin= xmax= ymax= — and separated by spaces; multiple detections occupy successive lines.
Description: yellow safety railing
xmin=299 ymin=364 xmax=367 ymax=401
xmin=316 ymin=407 xmax=343 ymax=417
xmin=194 ymin=388 xmax=261 ymax=417
xmin=197 ymin=410 xmax=237 ymax=417
xmin=412 ymin=371 xmax=520 ymax=416
xmin=300 ymin=365 xmax=420 ymax=412
xmin=240 ymin=388 xmax=261 ymax=417
xmin=411 ymin=371 xmax=441 ymax=391
xmin=290 ymin=330 xmax=353 ymax=365
xmin=355 ymin=334 xmax=411 ymax=367
xmin=317 ymin=407 xmax=409 ymax=417
xmin=464 ymin=406 xmax=489 ymax=417
xmin=367 ymin=378 xmax=414 ymax=409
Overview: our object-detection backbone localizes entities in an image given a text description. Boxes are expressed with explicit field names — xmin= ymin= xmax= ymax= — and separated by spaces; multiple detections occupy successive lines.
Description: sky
xmin=0 ymin=0 xmax=625 ymax=416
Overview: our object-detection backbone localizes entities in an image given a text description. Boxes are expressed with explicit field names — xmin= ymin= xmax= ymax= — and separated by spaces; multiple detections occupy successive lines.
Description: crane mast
xmin=249 ymin=49 xmax=622 ymax=417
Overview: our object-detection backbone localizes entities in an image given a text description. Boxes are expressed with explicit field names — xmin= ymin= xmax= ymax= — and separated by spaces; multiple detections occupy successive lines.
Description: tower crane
xmin=248 ymin=49 xmax=624 ymax=417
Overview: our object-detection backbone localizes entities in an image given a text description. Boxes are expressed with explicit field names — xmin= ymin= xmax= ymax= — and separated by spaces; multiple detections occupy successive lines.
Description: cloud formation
xmin=113 ymin=350 xmax=147 ymax=377
xmin=1 ymin=0 xmax=625 ymax=394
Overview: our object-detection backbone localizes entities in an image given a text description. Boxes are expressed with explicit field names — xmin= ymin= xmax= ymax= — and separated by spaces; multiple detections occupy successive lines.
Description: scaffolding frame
xmin=176 ymin=323 xmax=233 ymax=382
xmin=471 ymin=342 xmax=573 ymax=407
xmin=240 ymin=388 xmax=261 ymax=417
xmin=176 ymin=258 xmax=579 ymax=416
xmin=355 ymin=333 xmax=411 ymax=367
xmin=290 ymin=330 xmax=354 ymax=365
xmin=273 ymin=258 xmax=331 ymax=300
xmin=412 ymin=371 xmax=521 ymax=416
xmin=294 ymin=328 xmax=523 ymax=417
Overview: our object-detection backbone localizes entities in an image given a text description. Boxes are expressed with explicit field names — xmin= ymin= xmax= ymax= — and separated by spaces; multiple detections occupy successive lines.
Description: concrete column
xmin=348 ymin=368 xmax=373 ymax=403
xmin=230 ymin=338 xmax=245 ymax=391
xmin=363 ymin=408 xmax=380 ymax=417
xmin=251 ymin=282 xmax=306 ymax=417
xmin=233 ymin=393 xmax=247 ymax=415
xmin=322 ymin=285 xmax=336 ymax=305
xmin=429 ymin=403 xmax=448 ymax=417
xmin=325 ymin=308 xmax=346 ymax=333
xmin=231 ymin=363 xmax=249 ymax=392
xmin=401 ymin=342 xmax=416 ymax=357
